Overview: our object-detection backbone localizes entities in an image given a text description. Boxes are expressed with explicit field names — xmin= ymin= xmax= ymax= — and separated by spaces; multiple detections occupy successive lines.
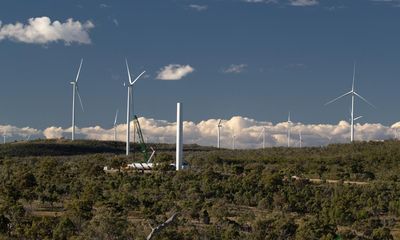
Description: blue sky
xmin=1 ymin=0 xmax=400 ymax=131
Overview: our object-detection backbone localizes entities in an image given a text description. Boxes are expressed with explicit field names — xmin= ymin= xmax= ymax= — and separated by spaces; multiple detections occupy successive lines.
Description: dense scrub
xmin=0 ymin=140 xmax=399 ymax=239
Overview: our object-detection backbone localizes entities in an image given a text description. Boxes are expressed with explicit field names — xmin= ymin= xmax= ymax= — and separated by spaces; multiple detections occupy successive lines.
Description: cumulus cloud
xmin=223 ymin=64 xmax=247 ymax=74
xmin=289 ymin=0 xmax=319 ymax=6
xmin=0 ymin=16 xmax=94 ymax=45
xmin=4 ymin=117 xmax=393 ymax=149
xmin=156 ymin=64 xmax=194 ymax=80
xmin=0 ymin=125 xmax=41 ymax=141
xmin=189 ymin=4 xmax=208 ymax=11
xmin=43 ymin=127 xmax=64 ymax=139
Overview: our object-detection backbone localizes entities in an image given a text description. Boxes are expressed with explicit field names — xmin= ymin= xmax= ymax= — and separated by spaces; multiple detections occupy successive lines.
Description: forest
xmin=0 ymin=139 xmax=400 ymax=239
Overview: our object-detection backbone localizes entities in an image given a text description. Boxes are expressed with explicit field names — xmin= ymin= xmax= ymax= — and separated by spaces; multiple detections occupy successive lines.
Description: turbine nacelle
xmin=217 ymin=119 xmax=223 ymax=128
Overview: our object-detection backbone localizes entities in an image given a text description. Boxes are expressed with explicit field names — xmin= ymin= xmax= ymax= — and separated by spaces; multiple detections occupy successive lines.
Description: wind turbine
xmin=217 ymin=119 xmax=222 ymax=148
xmin=325 ymin=63 xmax=375 ymax=142
xmin=70 ymin=58 xmax=85 ymax=141
xmin=298 ymin=130 xmax=302 ymax=148
xmin=125 ymin=59 xmax=146 ymax=156
xmin=257 ymin=127 xmax=266 ymax=149
xmin=287 ymin=112 xmax=292 ymax=147
xmin=113 ymin=109 xmax=119 ymax=141
xmin=3 ymin=131 xmax=6 ymax=144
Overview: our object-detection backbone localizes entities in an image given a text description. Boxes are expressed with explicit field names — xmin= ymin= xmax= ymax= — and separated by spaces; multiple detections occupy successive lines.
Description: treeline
xmin=0 ymin=140 xmax=399 ymax=239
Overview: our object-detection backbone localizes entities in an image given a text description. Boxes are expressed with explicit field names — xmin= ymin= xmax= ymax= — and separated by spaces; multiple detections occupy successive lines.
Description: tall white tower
xmin=176 ymin=103 xmax=183 ymax=171
xmin=287 ymin=112 xmax=292 ymax=148
xmin=217 ymin=119 xmax=222 ymax=149
xmin=124 ymin=59 xmax=146 ymax=156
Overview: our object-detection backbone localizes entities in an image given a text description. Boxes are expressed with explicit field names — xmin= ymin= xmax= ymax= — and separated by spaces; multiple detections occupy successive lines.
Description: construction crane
xmin=133 ymin=115 xmax=155 ymax=163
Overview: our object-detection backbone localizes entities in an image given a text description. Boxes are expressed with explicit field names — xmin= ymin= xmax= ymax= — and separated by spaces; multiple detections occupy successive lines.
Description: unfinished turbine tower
xmin=325 ymin=63 xmax=374 ymax=142
xmin=125 ymin=59 xmax=146 ymax=156
xmin=70 ymin=58 xmax=85 ymax=141
xmin=299 ymin=130 xmax=302 ymax=148
xmin=176 ymin=103 xmax=183 ymax=171
xmin=217 ymin=119 xmax=222 ymax=148
xmin=287 ymin=112 xmax=292 ymax=147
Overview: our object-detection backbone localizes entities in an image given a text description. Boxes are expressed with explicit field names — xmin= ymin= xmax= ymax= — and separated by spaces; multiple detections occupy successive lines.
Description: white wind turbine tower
xmin=70 ymin=58 xmax=85 ymax=141
xmin=113 ymin=109 xmax=119 ymax=141
xmin=257 ymin=127 xmax=266 ymax=149
xmin=325 ymin=63 xmax=375 ymax=142
xmin=298 ymin=130 xmax=302 ymax=148
xmin=3 ymin=131 xmax=6 ymax=144
xmin=125 ymin=59 xmax=146 ymax=156
xmin=217 ymin=119 xmax=222 ymax=148
xmin=287 ymin=112 xmax=292 ymax=147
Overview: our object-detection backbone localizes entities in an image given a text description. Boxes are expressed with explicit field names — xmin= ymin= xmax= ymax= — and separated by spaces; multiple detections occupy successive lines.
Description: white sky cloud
xmin=4 ymin=117 xmax=400 ymax=148
xmin=0 ymin=125 xmax=41 ymax=139
xmin=0 ymin=17 xmax=94 ymax=45
xmin=189 ymin=4 xmax=208 ymax=11
xmin=289 ymin=0 xmax=319 ymax=6
xmin=223 ymin=64 xmax=247 ymax=74
xmin=156 ymin=64 xmax=194 ymax=80
xmin=43 ymin=127 xmax=64 ymax=139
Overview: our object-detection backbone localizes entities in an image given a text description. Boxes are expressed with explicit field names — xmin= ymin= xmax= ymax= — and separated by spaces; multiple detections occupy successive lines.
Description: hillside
xmin=0 ymin=140 xmax=399 ymax=239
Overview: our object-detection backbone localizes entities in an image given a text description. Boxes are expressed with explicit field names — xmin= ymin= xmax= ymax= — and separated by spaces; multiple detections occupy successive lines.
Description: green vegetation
xmin=0 ymin=139 xmax=400 ymax=239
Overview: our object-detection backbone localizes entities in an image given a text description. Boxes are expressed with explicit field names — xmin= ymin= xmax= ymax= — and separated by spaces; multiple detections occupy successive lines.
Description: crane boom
xmin=133 ymin=115 xmax=150 ymax=162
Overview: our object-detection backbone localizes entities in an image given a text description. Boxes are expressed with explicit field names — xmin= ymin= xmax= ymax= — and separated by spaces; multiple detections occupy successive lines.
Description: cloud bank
xmin=156 ymin=64 xmax=194 ymax=80
xmin=0 ymin=17 xmax=94 ymax=45
xmin=0 ymin=125 xmax=41 ymax=139
xmin=2 ymin=116 xmax=400 ymax=148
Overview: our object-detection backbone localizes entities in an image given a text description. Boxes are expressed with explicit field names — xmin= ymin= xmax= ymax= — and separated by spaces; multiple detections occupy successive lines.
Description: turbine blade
xmin=325 ymin=91 xmax=352 ymax=106
xmin=114 ymin=109 xmax=119 ymax=125
xmin=131 ymin=70 xmax=146 ymax=85
xmin=75 ymin=58 xmax=83 ymax=83
xmin=218 ymin=119 xmax=222 ymax=126
xmin=125 ymin=59 xmax=133 ymax=85
xmin=256 ymin=129 xmax=264 ymax=141
xmin=353 ymin=92 xmax=376 ymax=108
xmin=354 ymin=116 xmax=363 ymax=121
xmin=352 ymin=62 xmax=356 ymax=91
xmin=76 ymin=87 xmax=84 ymax=112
